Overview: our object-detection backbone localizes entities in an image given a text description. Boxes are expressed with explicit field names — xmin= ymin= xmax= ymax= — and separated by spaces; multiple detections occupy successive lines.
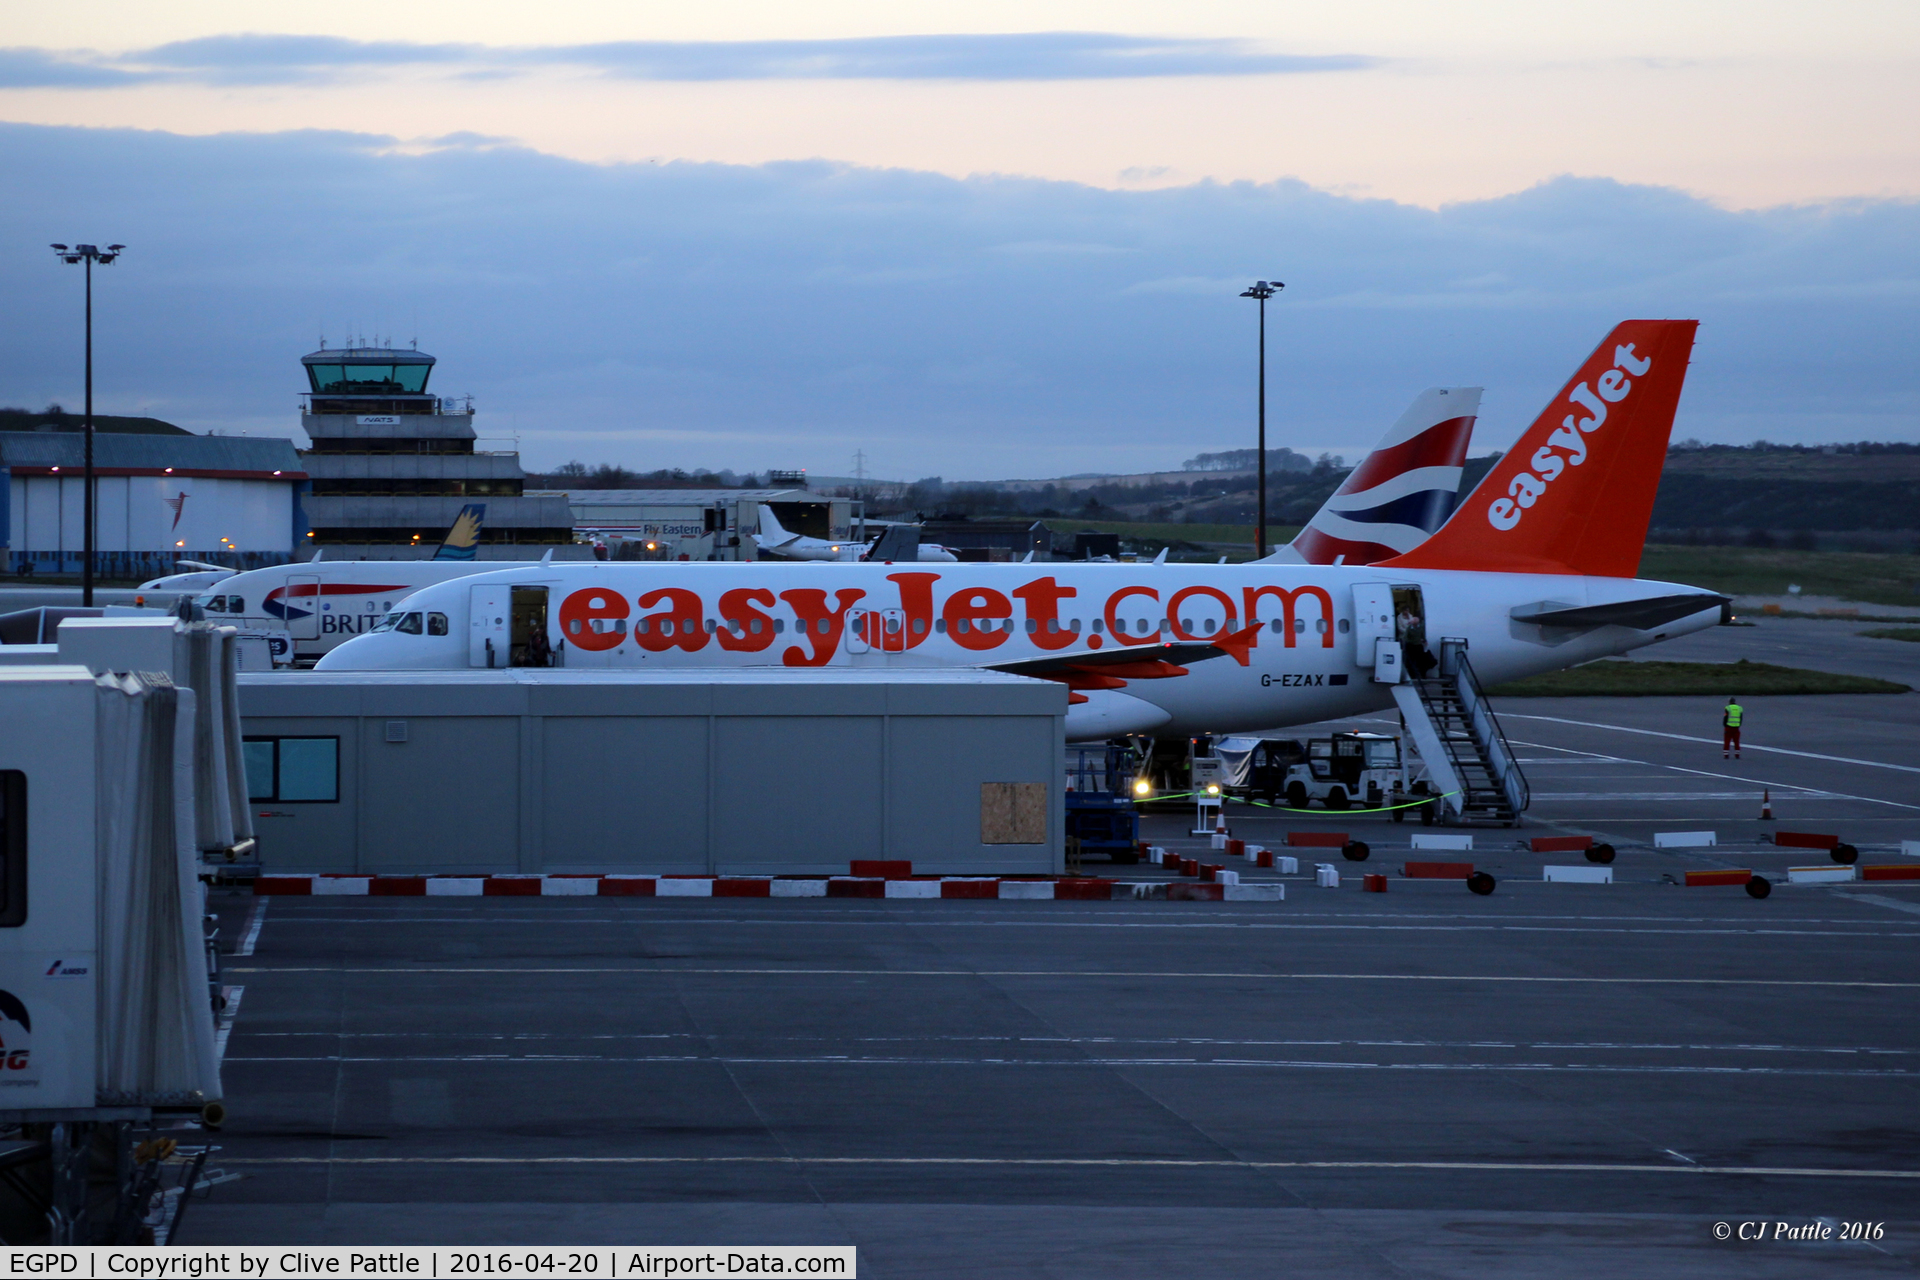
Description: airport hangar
xmin=1 ymin=427 xmax=307 ymax=579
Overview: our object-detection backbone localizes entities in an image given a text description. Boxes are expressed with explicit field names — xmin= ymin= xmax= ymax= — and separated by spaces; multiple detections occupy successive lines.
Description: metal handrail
xmin=1451 ymin=651 xmax=1530 ymax=813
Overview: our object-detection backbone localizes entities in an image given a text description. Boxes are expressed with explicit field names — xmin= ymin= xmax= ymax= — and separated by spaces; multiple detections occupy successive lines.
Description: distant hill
xmin=0 ymin=407 xmax=190 ymax=435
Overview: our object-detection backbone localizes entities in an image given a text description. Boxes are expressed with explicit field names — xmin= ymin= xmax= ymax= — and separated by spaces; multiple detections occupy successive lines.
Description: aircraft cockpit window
xmin=427 ymin=613 xmax=449 ymax=636
xmin=201 ymin=594 xmax=226 ymax=613
xmin=370 ymin=612 xmax=401 ymax=633
xmin=227 ymin=596 xmax=245 ymax=613
xmin=395 ymin=612 xmax=424 ymax=635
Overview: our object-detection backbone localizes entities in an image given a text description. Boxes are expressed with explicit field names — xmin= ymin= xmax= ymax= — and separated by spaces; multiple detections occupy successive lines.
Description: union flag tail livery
xmin=1269 ymin=388 xmax=1480 ymax=565
xmin=1383 ymin=320 xmax=1697 ymax=578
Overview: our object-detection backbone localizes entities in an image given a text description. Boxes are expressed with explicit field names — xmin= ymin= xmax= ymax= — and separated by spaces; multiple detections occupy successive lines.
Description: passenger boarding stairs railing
xmin=1390 ymin=638 xmax=1529 ymax=826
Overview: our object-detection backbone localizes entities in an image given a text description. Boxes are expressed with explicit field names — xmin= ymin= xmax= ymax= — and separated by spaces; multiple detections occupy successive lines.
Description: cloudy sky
xmin=3 ymin=1 xmax=1916 ymax=477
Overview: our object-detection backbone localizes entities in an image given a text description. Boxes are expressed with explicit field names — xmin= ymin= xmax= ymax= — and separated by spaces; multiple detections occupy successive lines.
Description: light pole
xmin=1239 ymin=279 xmax=1283 ymax=558
xmin=50 ymin=242 xmax=123 ymax=605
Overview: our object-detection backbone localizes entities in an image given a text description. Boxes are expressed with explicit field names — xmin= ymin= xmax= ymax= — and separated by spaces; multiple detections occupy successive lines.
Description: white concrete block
xmin=657 ymin=878 xmax=714 ymax=896
xmin=1224 ymin=884 xmax=1285 ymax=902
xmin=426 ymin=877 xmax=485 ymax=896
xmin=1315 ymin=864 xmax=1340 ymax=888
xmin=1278 ymin=856 xmax=1299 ymax=875
xmin=998 ymin=881 xmax=1055 ymax=900
xmin=541 ymin=877 xmax=600 ymax=896
xmin=1544 ymin=865 xmax=1613 ymax=884
xmin=1654 ymin=831 xmax=1717 ymax=848
xmin=1411 ymin=833 xmax=1474 ymax=851
xmin=1210 ymin=833 xmax=1228 ymax=850
xmin=884 ymin=880 xmax=940 ymax=899
xmin=1787 ymin=865 xmax=1856 ymax=884
xmin=1216 ymin=869 xmax=1240 ymax=885
xmin=770 ymin=879 xmax=826 ymax=897
xmin=313 ymin=877 xmax=370 ymax=895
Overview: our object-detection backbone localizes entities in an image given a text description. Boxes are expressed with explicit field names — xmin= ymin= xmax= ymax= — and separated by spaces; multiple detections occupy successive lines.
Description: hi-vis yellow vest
xmin=1725 ymin=704 xmax=1744 ymax=727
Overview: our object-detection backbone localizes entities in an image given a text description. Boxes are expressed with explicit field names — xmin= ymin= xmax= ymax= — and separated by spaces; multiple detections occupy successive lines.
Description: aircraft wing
xmin=983 ymin=638 xmax=1232 ymax=681
xmin=1511 ymin=593 xmax=1728 ymax=631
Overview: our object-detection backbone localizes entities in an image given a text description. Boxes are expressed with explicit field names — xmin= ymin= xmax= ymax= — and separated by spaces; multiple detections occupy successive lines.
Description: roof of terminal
xmin=529 ymin=488 xmax=815 ymax=505
xmin=0 ymin=431 xmax=303 ymax=475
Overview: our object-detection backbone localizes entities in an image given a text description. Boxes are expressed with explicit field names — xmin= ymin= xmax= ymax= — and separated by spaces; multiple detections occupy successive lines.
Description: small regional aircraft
xmin=321 ymin=320 xmax=1726 ymax=745
xmin=186 ymin=504 xmax=559 ymax=661
xmin=751 ymin=507 xmax=959 ymax=563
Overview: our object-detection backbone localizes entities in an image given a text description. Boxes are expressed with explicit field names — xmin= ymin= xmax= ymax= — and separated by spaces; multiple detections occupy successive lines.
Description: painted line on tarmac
xmin=1506 ymin=738 xmax=1920 ymax=812
xmin=231 ymin=1031 xmax=1919 ymax=1056
xmin=219 ymin=1053 xmax=1920 ymax=1078
xmin=232 ymin=919 xmax=1920 ymax=939
xmin=1502 ymin=713 xmax=1920 ymax=777
xmin=215 ymin=1155 xmax=1920 ymax=1180
xmin=1849 ymin=892 xmax=1920 ymax=918
xmin=235 ymin=898 xmax=269 ymax=957
xmin=225 ymin=966 xmax=1920 ymax=987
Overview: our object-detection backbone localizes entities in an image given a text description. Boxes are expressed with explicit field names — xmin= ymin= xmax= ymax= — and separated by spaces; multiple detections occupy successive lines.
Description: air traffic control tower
xmin=298 ymin=343 xmax=576 ymax=556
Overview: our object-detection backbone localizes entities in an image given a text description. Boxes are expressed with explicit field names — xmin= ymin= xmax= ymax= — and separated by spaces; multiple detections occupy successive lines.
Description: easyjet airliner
xmin=320 ymin=320 xmax=1724 ymax=742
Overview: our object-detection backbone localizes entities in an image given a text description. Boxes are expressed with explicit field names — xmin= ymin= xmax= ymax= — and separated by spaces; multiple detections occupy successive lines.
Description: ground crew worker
xmin=1723 ymin=697 xmax=1744 ymax=759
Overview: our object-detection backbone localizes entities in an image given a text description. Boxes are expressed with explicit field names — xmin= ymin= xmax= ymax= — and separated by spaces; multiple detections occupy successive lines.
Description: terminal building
xmin=1 ymin=417 xmax=306 ymax=578
xmin=543 ymin=487 xmax=864 ymax=560
xmin=299 ymin=344 xmax=579 ymax=558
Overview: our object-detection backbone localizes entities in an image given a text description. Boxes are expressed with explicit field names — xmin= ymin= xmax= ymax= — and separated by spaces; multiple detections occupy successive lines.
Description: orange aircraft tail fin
xmin=1379 ymin=320 xmax=1698 ymax=578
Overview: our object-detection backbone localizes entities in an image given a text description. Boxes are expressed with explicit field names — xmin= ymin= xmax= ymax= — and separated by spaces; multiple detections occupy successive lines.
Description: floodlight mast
xmin=1238 ymin=280 xmax=1283 ymax=559
xmin=50 ymin=242 xmax=123 ymax=604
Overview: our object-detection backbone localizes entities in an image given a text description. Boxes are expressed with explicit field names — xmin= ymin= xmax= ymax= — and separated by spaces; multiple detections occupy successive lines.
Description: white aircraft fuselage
xmin=317 ymin=561 xmax=1723 ymax=740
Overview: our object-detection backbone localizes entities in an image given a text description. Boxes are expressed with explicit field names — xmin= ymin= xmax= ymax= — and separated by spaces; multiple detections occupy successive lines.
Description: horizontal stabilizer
xmin=1511 ymin=593 xmax=1727 ymax=632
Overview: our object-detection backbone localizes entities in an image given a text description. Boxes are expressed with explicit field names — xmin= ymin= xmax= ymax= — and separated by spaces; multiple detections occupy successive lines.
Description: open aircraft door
xmin=286 ymin=575 xmax=320 ymax=640
xmin=1351 ymin=583 xmax=1393 ymax=668
xmin=470 ymin=584 xmax=510 ymax=668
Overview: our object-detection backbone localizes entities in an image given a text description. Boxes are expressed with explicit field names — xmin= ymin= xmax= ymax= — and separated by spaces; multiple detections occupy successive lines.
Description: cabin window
xmin=1070 ymin=619 xmax=1082 ymax=632
xmin=635 ymin=618 xmax=650 ymax=634
xmin=705 ymin=618 xmax=717 ymax=633
xmin=1090 ymin=619 xmax=1102 ymax=634
xmin=428 ymin=613 xmax=449 ymax=636
xmin=1026 ymin=619 xmax=1038 ymax=634
xmin=1338 ymin=618 xmax=1351 ymax=634
xmin=243 ymin=737 xmax=339 ymax=803
xmin=774 ymin=619 xmax=786 ymax=634
xmin=934 ymin=619 xmax=947 ymax=634
xmin=1316 ymin=618 xmax=1328 ymax=635
xmin=816 ymin=618 xmax=830 ymax=635
xmin=912 ymin=617 xmax=926 ymax=634
xmin=1270 ymin=619 xmax=1283 ymax=634
xmin=1294 ymin=618 xmax=1306 ymax=634
xmin=750 ymin=617 xmax=763 ymax=634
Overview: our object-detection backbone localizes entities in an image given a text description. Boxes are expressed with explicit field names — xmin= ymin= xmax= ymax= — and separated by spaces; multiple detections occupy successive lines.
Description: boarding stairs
xmin=1390 ymin=638 xmax=1529 ymax=826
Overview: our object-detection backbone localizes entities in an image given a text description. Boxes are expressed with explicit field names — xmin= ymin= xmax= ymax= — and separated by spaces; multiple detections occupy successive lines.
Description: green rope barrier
xmin=1128 ymin=791 xmax=1459 ymax=815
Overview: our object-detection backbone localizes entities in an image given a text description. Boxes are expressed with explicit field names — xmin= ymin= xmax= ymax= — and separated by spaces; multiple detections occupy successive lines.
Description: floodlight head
xmin=50 ymin=243 xmax=67 ymax=251
xmin=107 ymin=244 xmax=124 ymax=251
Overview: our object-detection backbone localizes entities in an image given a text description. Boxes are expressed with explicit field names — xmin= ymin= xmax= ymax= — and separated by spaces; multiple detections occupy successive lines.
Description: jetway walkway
xmin=1391 ymin=638 xmax=1530 ymax=826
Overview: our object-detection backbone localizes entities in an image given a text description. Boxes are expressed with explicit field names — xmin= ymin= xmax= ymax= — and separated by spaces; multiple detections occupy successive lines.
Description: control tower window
xmin=306 ymin=363 xmax=433 ymax=395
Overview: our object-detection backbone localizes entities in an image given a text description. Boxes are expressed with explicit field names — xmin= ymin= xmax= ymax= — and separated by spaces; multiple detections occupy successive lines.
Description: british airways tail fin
xmin=433 ymin=503 xmax=486 ymax=561
xmin=1266 ymin=387 xmax=1480 ymax=565
xmin=1380 ymin=320 xmax=1697 ymax=578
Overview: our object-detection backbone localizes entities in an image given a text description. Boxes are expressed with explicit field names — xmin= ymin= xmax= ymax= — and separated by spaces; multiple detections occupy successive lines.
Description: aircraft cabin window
xmin=1294 ymin=618 xmax=1306 ymax=634
xmin=428 ymin=613 xmax=449 ymax=635
xmin=1338 ymin=618 xmax=1352 ymax=633
xmin=1090 ymin=620 xmax=1103 ymax=633
xmin=1270 ymin=620 xmax=1283 ymax=633
xmin=934 ymin=619 xmax=946 ymax=634
xmin=775 ymin=619 xmax=786 ymax=634
xmin=911 ymin=618 xmax=926 ymax=634
xmin=1316 ymin=618 xmax=1329 ymax=634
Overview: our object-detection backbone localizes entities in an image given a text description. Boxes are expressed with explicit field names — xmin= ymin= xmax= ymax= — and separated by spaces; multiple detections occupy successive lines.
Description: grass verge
xmin=1637 ymin=544 xmax=1920 ymax=608
xmin=1488 ymin=658 xmax=1910 ymax=697
xmin=1861 ymin=627 xmax=1920 ymax=643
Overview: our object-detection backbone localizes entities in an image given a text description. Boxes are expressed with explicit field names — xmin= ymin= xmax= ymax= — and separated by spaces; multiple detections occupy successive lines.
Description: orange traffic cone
xmin=1760 ymin=788 xmax=1773 ymax=821
xmin=1214 ymin=811 xmax=1229 ymax=838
